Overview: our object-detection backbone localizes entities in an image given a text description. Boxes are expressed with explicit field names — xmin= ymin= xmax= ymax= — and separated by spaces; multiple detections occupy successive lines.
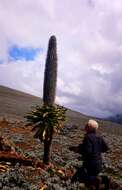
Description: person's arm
xmin=81 ymin=136 xmax=93 ymax=157
xmin=69 ymin=136 xmax=93 ymax=156
xmin=101 ymin=138 xmax=109 ymax=153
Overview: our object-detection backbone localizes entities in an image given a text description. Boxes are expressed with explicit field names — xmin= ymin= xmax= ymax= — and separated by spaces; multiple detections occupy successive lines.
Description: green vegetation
xmin=26 ymin=105 xmax=67 ymax=139
xmin=25 ymin=36 xmax=67 ymax=164
xmin=25 ymin=104 xmax=66 ymax=149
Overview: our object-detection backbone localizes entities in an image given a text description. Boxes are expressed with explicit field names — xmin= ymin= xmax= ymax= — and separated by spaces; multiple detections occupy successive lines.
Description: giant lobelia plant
xmin=25 ymin=36 xmax=67 ymax=164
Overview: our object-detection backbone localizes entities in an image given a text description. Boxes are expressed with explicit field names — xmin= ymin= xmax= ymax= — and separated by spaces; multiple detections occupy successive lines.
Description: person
xmin=69 ymin=119 xmax=112 ymax=190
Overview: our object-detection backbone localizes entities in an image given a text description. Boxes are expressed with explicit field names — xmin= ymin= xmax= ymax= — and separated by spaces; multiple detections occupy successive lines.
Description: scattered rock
xmin=0 ymin=121 xmax=122 ymax=189
xmin=0 ymin=133 xmax=15 ymax=152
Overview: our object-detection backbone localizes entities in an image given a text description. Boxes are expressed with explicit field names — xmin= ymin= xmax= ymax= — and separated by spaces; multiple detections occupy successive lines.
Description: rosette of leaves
xmin=25 ymin=104 xmax=67 ymax=142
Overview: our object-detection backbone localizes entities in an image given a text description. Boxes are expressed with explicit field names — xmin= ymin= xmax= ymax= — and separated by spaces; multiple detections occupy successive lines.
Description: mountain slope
xmin=1 ymin=85 xmax=122 ymax=132
xmin=0 ymin=85 xmax=43 ymax=120
xmin=0 ymin=85 xmax=89 ymax=125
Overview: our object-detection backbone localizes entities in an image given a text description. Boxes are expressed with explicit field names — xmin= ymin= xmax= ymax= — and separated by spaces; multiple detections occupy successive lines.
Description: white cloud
xmin=0 ymin=54 xmax=45 ymax=97
xmin=0 ymin=0 xmax=122 ymax=118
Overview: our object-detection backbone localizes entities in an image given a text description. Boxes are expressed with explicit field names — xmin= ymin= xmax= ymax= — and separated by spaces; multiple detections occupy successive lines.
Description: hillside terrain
xmin=0 ymin=85 xmax=122 ymax=129
xmin=0 ymin=85 xmax=122 ymax=189
xmin=107 ymin=114 xmax=122 ymax=124
xmin=0 ymin=85 xmax=43 ymax=120
xmin=0 ymin=85 xmax=90 ymax=125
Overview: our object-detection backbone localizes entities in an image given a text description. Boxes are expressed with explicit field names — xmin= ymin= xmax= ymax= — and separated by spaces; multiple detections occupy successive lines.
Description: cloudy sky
xmin=0 ymin=0 xmax=122 ymax=118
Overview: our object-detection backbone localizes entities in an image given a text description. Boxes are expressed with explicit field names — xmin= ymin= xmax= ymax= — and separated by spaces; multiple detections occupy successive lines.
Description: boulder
xmin=0 ymin=133 xmax=15 ymax=152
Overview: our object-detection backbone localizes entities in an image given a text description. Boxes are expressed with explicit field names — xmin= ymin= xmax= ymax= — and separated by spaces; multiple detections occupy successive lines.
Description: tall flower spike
xmin=43 ymin=35 xmax=57 ymax=106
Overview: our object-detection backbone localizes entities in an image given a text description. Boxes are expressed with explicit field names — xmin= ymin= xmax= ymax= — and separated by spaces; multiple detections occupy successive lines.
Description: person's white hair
xmin=87 ymin=119 xmax=99 ymax=129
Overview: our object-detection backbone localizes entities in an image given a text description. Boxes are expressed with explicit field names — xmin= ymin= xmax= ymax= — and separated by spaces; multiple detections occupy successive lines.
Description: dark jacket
xmin=78 ymin=132 xmax=109 ymax=175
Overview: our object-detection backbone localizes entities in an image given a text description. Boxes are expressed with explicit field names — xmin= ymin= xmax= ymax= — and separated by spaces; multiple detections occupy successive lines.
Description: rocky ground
xmin=0 ymin=118 xmax=122 ymax=189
